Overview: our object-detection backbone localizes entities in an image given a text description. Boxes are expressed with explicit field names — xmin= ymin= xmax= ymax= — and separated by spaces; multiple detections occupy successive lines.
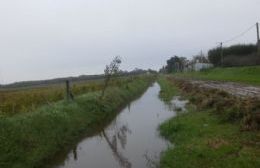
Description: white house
xmin=185 ymin=60 xmax=213 ymax=72
xmin=193 ymin=62 xmax=213 ymax=71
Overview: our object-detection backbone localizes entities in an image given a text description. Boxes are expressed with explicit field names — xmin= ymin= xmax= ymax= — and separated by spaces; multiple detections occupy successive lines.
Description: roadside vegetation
xmin=158 ymin=76 xmax=260 ymax=168
xmin=0 ymin=75 xmax=155 ymax=168
xmin=174 ymin=66 xmax=260 ymax=86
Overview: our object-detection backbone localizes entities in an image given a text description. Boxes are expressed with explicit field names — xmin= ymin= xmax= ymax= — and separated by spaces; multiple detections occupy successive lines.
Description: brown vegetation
xmin=166 ymin=76 xmax=260 ymax=130
xmin=0 ymin=77 xmax=134 ymax=115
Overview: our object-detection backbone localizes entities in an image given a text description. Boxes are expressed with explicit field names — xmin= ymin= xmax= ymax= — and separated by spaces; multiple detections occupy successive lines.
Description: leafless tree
xmin=101 ymin=56 xmax=122 ymax=98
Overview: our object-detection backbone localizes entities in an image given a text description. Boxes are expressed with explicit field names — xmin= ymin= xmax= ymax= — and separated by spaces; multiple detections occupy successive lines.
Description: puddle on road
xmin=51 ymin=83 xmax=186 ymax=168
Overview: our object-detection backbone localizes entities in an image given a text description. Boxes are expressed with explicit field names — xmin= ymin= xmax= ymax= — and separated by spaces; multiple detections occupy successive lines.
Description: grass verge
xmin=174 ymin=66 xmax=260 ymax=86
xmin=157 ymin=76 xmax=179 ymax=102
xmin=0 ymin=75 xmax=154 ymax=168
xmin=158 ymin=76 xmax=260 ymax=168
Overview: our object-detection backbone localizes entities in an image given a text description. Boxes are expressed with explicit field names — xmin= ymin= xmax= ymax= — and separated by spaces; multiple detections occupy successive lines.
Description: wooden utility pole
xmin=257 ymin=22 xmax=260 ymax=55
xmin=220 ymin=42 xmax=223 ymax=67
xmin=257 ymin=22 xmax=260 ymax=43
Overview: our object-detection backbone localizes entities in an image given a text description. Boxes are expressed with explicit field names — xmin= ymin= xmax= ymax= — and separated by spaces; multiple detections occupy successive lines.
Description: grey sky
xmin=0 ymin=0 xmax=259 ymax=83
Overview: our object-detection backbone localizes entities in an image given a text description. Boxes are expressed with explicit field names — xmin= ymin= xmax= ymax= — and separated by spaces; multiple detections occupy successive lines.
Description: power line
xmin=221 ymin=23 xmax=256 ymax=44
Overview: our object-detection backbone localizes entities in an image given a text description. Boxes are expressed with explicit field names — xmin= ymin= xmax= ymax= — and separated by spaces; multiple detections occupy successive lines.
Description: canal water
xmin=53 ymin=83 xmax=179 ymax=168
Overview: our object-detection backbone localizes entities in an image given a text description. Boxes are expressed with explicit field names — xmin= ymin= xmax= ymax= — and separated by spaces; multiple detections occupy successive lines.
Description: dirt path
xmin=189 ymin=80 xmax=260 ymax=99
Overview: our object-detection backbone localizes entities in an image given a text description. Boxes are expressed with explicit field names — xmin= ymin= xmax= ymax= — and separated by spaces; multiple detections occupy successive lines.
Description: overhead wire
xmin=221 ymin=23 xmax=256 ymax=44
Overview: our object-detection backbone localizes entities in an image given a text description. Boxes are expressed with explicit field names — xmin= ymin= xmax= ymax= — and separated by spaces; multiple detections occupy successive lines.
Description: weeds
xmin=171 ymin=77 xmax=260 ymax=130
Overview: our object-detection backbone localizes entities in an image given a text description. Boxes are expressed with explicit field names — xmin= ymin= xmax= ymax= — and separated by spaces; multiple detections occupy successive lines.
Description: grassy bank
xmin=174 ymin=66 xmax=260 ymax=86
xmin=157 ymin=76 xmax=179 ymax=102
xmin=0 ymin=77 xmax=134 ymax=116
xmin=0 ymin=75 xmax=154 ymax=168
xmin=158 ymin=76 xmax=260 ymax=168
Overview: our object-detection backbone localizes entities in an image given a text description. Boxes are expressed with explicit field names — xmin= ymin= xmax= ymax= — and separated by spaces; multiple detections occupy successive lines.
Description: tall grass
xmin=0 ymin=77 xmax=136 ymax=115
xmin=157 ymin=76 xmax=179 ymax=102
xmin=0 ymin=75 xmax=155 ymax=168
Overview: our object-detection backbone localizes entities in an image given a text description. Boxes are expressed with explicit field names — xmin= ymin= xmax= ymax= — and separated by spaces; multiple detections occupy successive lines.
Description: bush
xmin=208 ymin=44 xmax=258 ymax=67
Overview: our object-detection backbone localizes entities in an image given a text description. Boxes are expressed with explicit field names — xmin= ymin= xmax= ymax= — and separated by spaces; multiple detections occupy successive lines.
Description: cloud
xmin=0 ymin=0 xmax=259 ymax=83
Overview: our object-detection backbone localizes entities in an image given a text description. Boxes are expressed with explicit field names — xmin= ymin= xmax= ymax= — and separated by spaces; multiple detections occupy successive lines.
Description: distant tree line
xmin=160 ymin=53 xmax=210 ymax=73
xmin=159 ymin=56 xmax=188 ymax=73
xmin=0 ymin=68 xmax=157 ymax=90
xmin=208 ymin=44 xmax=259 ymax=67
xmin=160 ymin=43 xmax=260 ymax=74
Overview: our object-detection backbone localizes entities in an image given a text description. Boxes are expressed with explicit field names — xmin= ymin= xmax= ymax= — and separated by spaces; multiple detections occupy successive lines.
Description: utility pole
xmin=257 ymin=22 xmax=260 ymax=55
xmin=220 ymin=42 xmax=223 ymax=67
xmin=257 ymin=22 xmax=259 ymax=44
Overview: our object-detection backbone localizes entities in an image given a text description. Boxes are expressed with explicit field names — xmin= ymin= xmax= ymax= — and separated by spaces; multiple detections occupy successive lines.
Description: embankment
xmin=0 ymin=75 xmax=154 ymax=168
xmin=158 ymin=76 xmax=260 ymax=168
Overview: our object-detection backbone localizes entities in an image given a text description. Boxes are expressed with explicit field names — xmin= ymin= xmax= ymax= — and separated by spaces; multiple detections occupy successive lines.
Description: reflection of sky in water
xmin=54 ymin=83 xmax=179 ymax=168
xmin=167 ymin=96 xmax=189 ymax=112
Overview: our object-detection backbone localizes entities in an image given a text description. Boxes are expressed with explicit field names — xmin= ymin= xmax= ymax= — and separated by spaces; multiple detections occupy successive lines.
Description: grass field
xmin=0 ymin=75 xmax=154 ymax=168
xmin=158 ymin=76 xmax=260 ymax=168
xmin=0 ymin=77 xmax=134 ymax=116
xmin=174 ymin=66 xmax=260 ymax=86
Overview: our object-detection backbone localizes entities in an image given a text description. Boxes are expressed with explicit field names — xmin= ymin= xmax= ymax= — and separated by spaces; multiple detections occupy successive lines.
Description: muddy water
xmin=52 ymin=83 xmax=180 ymax=168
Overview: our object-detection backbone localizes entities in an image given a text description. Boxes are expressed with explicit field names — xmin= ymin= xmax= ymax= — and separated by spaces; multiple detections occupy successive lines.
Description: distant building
xmin=193 ymin=62 xmax=213 ymax=71
xmin=184 ymin=60 xmax=213 ymax=72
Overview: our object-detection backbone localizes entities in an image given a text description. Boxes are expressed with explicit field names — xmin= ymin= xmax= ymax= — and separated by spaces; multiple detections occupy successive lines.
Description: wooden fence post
xmin=65 ymin=80 xmax=74 ymax=101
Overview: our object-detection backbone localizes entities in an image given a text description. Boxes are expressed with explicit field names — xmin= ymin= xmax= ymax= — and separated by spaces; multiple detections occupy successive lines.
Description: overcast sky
xmin=0 ymin=0 xmax=259 ymax=83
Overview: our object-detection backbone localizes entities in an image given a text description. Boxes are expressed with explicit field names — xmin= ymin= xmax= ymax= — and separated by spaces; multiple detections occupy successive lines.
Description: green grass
xmin=174 ymin=66 xmax=260 ymax=86
xmin=158 ymin=76 xmax=260 ymax=168
xmin=157 ymin=76 xmax=179 ymax=102
xmin=0 ymin=75 xmax=154 ymax=168
xmin=160 ymin=110 xmax=260 ymax=168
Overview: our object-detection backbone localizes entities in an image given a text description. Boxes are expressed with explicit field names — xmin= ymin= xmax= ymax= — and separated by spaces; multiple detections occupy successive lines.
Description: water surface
xmin=53 ymin=83 xmax=178 ymax=168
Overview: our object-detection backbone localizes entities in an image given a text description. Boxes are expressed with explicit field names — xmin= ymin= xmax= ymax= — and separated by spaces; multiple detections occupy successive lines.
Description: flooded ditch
xmin=50 ymin=82 xmax=187 ymax=168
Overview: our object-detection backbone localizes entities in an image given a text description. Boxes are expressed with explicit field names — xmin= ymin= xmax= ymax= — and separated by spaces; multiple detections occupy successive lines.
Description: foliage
xmin=0 ymin=75 xmax=155 ymax=168
xmin=101 ymin=56 xmax=122 ymax=98
xmin=208 ymin=44 xmax=258 ymax=66
xmin=165 ymin=56 xmax=187 ymax=73
xmin=191 ymin=52 xmax=209 ymax=63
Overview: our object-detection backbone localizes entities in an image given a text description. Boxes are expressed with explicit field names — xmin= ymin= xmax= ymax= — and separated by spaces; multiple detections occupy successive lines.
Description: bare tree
xmin=101 ymin=56 xmax=122 ymax=98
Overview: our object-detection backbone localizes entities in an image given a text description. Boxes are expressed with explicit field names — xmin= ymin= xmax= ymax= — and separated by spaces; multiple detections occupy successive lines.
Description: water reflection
xmin=52 ymin=83 xmax=177 ymax=168
xmin=143 ymin=152 xmax=160 ymax=168
xmin=72 ymin=146 xmax=78 ymax=161
xmin=127 ymin=103 xmax=131 ymax=112
xmin=164 ymin=96 xmax=188 ymax=113
xmin=102 ymin=129 xmax=131 ymax=168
